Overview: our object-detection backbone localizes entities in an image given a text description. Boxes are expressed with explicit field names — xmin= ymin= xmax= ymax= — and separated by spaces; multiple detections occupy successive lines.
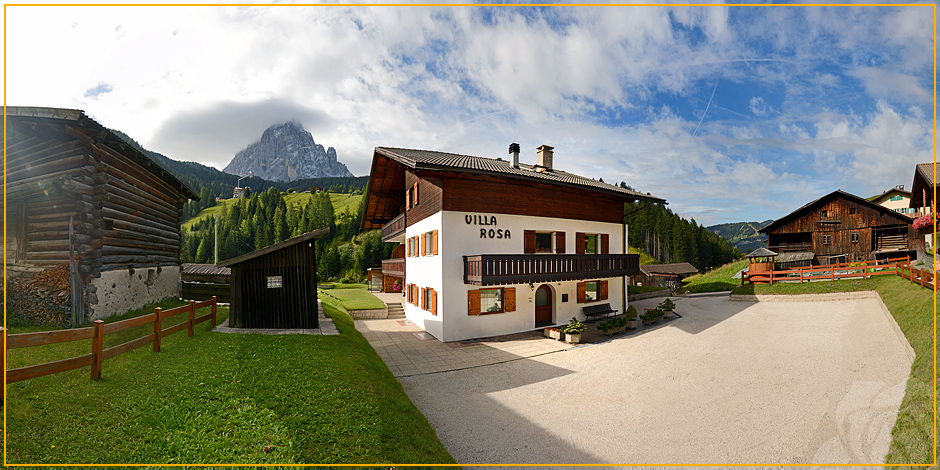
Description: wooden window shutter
xmin=577 ymin=282 xmax=586 ymax=303
xmin=413 ymin=183 xmax=419 ymax=206
xmin=555 ymin=231 xmax=566 ymax=254
xmin=524 ymin=230 xmax=536 ymax=253
xmin=601 ymin=234 xmax=610 ymax=254
xmin=413 ymin=284 xmax=418 ymax=305
xmin=468 ymin=290 xmax=481 ymax=315
xmin=431 ymin=289 xmax=437 ymax=315
xmin=576 ymin=232 xmax=586 ymax=254
xmin=432 ymin=230 xmax=439 ymax=255
xmin=600 ymin=280 xmax=609 ymax=300
xmin=405 ymin=188 xmax=411 ymax=210
xmin=504 ymin=288 xmax=516 ymax=312
xmin=421 ymin=288 xmax=426 ymax=309
xmin=406 ymin=238 xmax=411 ymax=257
xmin=420 ymin=233 xmax=426 ymax=256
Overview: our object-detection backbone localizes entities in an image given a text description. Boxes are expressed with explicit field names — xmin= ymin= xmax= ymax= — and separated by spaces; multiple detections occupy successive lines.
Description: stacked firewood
xmin=8 ymin=263 xmax=72 ymax=327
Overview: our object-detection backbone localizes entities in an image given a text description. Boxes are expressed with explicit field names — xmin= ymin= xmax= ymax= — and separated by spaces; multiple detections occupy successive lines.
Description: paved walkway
xmin=394 ymin=294 xmax=913 ymax=465
xmin=356 ymin=318 xmax=572 ymax=377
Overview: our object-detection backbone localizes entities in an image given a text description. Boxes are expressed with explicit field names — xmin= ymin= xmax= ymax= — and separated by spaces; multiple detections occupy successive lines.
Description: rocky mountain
xmin=705 ymin=220 xmax=774 ymax=254
xmin=224 ymin=121 xmax=353 ymax=182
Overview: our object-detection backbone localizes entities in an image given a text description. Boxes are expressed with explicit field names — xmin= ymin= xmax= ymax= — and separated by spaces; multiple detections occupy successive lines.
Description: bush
xmin=625 ymin=305 xmax=638 ymax=320
xmin=641 ymin=308 xmax=663 ymax=323
xmin=563 ymin=317 xmax=587 ymax=334
xmin=658 ymin=298 xmax=676 ymax=311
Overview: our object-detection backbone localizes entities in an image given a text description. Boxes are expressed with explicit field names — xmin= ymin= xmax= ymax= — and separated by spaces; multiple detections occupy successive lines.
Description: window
xmin=584 ymin=281 xmax=599 ymax=301
xmin=534 ymin=232 xmax=553 ymax=253
xmin=821 ymin=210 xmax=828 ymax=217
xmin=425 ymin=231 xmax=434 ymax=256
xmin=822 ymin=235 xmax=831 ymax=245
xmin=266 ymin=276 xmax=283 ymax=289
xmin=408 ymin=236 xmax=416 ymax=257
xmin=423 ymin=288 xmax=433 ymax=311
xmin=584 ymin=234 xmax=598 ymax=254
xmin=851 ymin=232 xmax=859 ymax=243
xmin=849 ymin=207 xmax=856 ymax=215
xmin=481 ymin=288 xmax=503 ymax=313
xmin=406 ymin=182 xmax=419 ymax=209
xmin=890 ymin=195 xmax=903 ymax=202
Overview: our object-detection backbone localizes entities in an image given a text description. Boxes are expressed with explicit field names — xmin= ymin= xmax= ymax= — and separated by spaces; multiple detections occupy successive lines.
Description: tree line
xmin=181 ymin=187 xmax=391 ymax=283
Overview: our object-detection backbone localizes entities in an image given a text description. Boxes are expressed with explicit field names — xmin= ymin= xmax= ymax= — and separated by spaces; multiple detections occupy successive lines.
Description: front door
xmin=535 ymin=284 xmax=552 ymax=326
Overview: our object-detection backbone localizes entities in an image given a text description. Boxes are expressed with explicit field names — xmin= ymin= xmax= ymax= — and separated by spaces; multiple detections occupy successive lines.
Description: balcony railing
xmin=463 ymin=253 xmax=639 ymax=286
xmin=381 ymin=258 xmax=405 ymax=278
xmin=381 ymin=212 xmax=406 ymax=242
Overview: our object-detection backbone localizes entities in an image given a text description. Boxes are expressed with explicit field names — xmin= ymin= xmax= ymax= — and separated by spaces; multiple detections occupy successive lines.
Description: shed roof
xmin=5 ymin=106 xmax=198 ymax=201
xmin=745 ymin=247 xmax=778 ymax=258
xmin=776 ymin=252 xmax=815 ymax=263
xmin=182 ymin=263 xmax=231 ymax=276
xmin=639 ymin=262 xmax=698 ymax=276
xmin=759 ymin=190 xmax=914 ymax=234
xmin=218 ymin=228 xmax=330 ymax=267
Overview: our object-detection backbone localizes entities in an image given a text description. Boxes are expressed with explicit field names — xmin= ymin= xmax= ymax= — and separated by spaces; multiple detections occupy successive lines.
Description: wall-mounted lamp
xmin=529 ymin=283 xmax=535 ymax=291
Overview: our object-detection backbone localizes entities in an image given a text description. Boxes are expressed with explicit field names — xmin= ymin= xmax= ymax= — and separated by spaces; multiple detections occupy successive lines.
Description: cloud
xmin=749 ymin=97 xmax=775 ymax=117
xmin=147 ymin=99 xmax=332 ymax=169
xmin=847 ymin=67 xmax=931 ymax=103
xmin=83 ymin=82 xmax=113 ymax=99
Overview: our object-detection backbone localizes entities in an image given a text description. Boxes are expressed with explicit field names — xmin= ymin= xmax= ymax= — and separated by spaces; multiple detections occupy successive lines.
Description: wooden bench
xmin=581 ymin=303 xmax=618 ymax=323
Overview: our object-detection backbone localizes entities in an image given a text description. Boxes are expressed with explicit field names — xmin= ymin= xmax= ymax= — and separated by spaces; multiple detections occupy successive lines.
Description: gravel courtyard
xmin=396 ymin=293 xmax=914 ymax=465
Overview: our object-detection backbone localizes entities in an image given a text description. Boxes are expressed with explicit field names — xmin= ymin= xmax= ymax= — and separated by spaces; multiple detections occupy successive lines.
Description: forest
xmin=182 ymin=187 xmax=391 ymax=283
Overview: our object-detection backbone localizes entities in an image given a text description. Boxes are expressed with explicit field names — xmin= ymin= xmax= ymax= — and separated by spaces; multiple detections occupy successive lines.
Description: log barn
xmin=759 ymin=190 xmax=921 ymax=265
xmin=361 ymin=143 xmax=665 ymax=342
xmin=218 ymin=228 xmax=329 ymax=329
xmin=5 ymin=106 xmax=198 ymax=324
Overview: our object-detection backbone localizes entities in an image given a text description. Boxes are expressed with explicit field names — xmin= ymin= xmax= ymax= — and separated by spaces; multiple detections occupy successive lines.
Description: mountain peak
xmin=224 ymin=122 xmax=353 ymax=182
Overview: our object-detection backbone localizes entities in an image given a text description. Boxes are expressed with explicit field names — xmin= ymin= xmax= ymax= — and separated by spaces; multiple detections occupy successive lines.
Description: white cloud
xmin=846 ymin=67 xmax=931 ymax=103
xmin=749 ymin=97 xmax=775 ymax=117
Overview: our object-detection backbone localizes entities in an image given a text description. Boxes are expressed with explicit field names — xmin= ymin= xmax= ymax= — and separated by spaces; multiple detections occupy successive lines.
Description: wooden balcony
xmin=381 ymin=258 xmax=405 ymax=278
xmin=768 ymin=244 xmax=812 ymax=253
xmin=381 ymin=212 xmax=406 ymax=242
xmin=463 ymin=253 xmax=639 ymax=286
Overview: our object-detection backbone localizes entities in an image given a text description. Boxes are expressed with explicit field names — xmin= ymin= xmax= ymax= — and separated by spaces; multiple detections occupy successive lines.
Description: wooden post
xmin=211 ymin=296 xmax=217 ymax=326
xmin=69 ymin=217 xmax=84 ymax=327
xmin=153 ymin=308 xmax=163 ymax=352
xmin=188 ymin=300 xmax=196 ymax=336
xmin=1 ymin=327 xmax=5 ymax=399
xmin=920 ymin=267 xmax=925 ymax=288
xmin=91 ymin=320 xmax=104 ymax=380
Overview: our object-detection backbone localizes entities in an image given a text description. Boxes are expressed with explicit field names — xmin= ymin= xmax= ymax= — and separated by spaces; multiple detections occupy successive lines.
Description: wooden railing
xmin=464 ymin=253 xmax=639 ymax=286
xmin=381 ymin=258 xmax=406 ymax=277
xmin=897 ymin=264 xmax=936 ymax=290
xmin=381 ymin=212 xmax=406 ymax=242
xmin=5 ymin=297 xmax=218 ymax=383
xmin=743 ymin=256 xmax=911 ymax=285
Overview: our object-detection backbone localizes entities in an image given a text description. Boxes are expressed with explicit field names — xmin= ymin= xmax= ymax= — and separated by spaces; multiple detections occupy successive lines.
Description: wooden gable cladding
xmin=441 ymin=173 xmax=629 ymax=224
xmin=404 ymin=171 xmax=443 ymax=227
xmin=362 ymin=153 xmax=408 ymax=230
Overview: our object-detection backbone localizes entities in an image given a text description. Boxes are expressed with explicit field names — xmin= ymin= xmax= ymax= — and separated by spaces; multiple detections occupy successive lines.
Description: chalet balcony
xmin=381 ymin=212 xmax=406 ymax=243
xmin=464 ymin=253 xmax=639 ymax=286
xmin=381 ymin=258 xmax=405 ymax=278
xmin=768 ymin=244 xmax=813 ymax=253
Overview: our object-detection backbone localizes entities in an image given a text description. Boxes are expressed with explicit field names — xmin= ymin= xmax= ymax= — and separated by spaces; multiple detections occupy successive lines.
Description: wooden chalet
xmin=218 ymin=228 xmax=329 ymax=329
xmin=759 ymin=190 xmax=921 ymax=265
xmin=635 ymin=262 xmax=698 ymax=290
xmin=5 ymin=106 xmax=198 ymax=324
xmin=909 ymin=163 xmax=935 ymax=217
xmin=361 ymin=143 xmax=665 ymax=342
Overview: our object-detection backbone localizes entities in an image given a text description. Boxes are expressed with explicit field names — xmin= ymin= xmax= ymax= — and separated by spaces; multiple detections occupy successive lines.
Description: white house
xmin=361 ymin=144 xmax=666 ymax=342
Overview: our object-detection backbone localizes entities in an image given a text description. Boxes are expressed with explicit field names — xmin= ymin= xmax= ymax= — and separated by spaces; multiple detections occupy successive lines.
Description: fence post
xmin=91 ymin=320 xmax=104 ymax=380
xmin=153 ymin=308 xmax=163 ymax=352
xmin=800 ymin=268 xmax=804 ymax=284
xmin=920 ymin=267 xmax=925 ymax=288
xmin=188 ymin=300 xmax=196 ymax=337
xmin=1 ymin=327 xmax=5 ymax=398
xmin=211 ymin=296 xmax=218 ymax=326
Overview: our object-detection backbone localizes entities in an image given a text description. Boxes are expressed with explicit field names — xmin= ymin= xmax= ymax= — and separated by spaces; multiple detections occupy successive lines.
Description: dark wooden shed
xmin=218 ymin=228 xmax=329 ymax=328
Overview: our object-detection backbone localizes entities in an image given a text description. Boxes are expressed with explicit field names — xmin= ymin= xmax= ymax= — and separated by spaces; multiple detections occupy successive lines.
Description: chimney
xmin=896 ymin=184 xmax=905 ymax=190
xmin=509 ymin=143 xmax=520 ymax=168
xmin=536 ymin=145 xmax=554 ymax=170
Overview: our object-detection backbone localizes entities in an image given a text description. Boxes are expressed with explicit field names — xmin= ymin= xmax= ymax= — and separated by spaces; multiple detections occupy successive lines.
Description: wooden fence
xmin=897 ymin=264 xmax=936 ymax=290
xmin=742 ymin=256 xmax=911 ymax=285
xmin=4 ymin=297 xmax=217 ymax=383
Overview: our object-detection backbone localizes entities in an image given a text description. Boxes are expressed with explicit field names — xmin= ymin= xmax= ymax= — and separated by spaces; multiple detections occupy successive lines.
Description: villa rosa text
xmin=466 ymin=214 xmax=510 ymax=239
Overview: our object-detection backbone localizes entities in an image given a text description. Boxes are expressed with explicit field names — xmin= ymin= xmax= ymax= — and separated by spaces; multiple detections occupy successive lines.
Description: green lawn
xmin=318 ymin=285 xmax=386 ymax=310
xmin=629 ymin=246 xmax=660 ymax=265
xmin=736 ymin=276 xmax=934 ymax=465
xmin=6 ymin=298 xmax=455 ymax=465
xmin=680 ymin=259 xmax=748 ymax=293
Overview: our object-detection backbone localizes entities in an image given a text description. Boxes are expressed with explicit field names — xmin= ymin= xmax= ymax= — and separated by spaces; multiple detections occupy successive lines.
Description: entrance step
xmin=386 ymin=302 xmax=405 ymax=319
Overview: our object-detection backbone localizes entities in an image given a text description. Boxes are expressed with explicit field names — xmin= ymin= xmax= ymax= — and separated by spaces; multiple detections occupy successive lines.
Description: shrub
xmin=641 ymin=308 xmax=663 ymax=323
xmin=658 ymin=298 xmax=676 ymax=311
xmin=625 ymin=305 xmax=638 ymax=320
xmin=563 ymin=317 xmax=587 ymax=334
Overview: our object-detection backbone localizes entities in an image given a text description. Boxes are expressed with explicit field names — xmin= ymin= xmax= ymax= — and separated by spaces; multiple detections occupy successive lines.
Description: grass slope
xmin=319 ymin=285 xmax=386 ymax=310
xmin=6 ymin=299 xmax=455 ymax=465
xmin=680 ymin=259 xmax=748 ymax=293
xmin=629 ymin=245 xmax=660 ymax=265
xmin=182 ymin=192 xmax=363 ymax=231
xmin=734 ymin=276 xmax=934 ymax=465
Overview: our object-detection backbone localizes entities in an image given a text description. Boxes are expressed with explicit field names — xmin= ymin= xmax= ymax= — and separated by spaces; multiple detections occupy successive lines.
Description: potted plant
xmin=641 ymin=308 xmax=662 ymax=325
xmin=546 ymin=327 xmax=564 ymax=341
xmin=625 ymin=305 xmax=638 ymax=329
xmin=659 ymin=298 xmax=676 ymax=319
xmin=563 ymin=317 xmax=587 ymax=344
xmin=598 ymin=317 xmax=625 ymax=336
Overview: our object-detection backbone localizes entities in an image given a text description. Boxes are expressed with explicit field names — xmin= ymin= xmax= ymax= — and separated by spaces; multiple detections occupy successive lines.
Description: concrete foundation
xmin=88 ymin=266 xmax=180 ymax=320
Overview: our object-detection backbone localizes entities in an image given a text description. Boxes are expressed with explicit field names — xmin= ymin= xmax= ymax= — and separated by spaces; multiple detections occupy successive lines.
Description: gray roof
xmin=218 ymin=228 xmax=330 ymax=267
xmin=776 ymin=252 xmax=814 ymax=263
xmin=639 ymin=262 xmax=699 ymax=276
xmin=745 ymin=247 xmax=778 ymax=258
xmin=182 ymin=263 xmax=231 ymax=276
xmin=375 ymin=147 xmax=666 ymax=204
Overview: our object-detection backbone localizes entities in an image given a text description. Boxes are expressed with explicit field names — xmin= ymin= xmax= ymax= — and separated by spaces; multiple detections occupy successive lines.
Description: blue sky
xmin=5 ymin=4 xmax=935 ymax=226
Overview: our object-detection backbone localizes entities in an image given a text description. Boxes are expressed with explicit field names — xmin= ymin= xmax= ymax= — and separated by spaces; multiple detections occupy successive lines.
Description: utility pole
xmin=214 ymin=214 xmax=219 ymax=265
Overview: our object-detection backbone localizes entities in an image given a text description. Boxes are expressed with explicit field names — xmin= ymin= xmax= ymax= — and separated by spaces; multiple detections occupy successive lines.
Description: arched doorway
xmin=535 ymin=284 xmax=553 ymax=327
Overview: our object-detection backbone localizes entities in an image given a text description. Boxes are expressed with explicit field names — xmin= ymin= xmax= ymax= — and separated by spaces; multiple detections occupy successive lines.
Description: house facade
xmin=870 ymin=186 xmax=916 ymax=216
xmin=760 ymin=190 xmax=920 ymax=265
xmin=5 ymin=107 xmax=198 ymax=323
xmin=361 ymin=145 xmax=664 ymax=342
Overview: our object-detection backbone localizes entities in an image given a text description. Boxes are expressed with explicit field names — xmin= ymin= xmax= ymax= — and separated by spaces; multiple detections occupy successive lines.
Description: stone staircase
xmin=386 ymin=302 xmax=405 ymax=319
